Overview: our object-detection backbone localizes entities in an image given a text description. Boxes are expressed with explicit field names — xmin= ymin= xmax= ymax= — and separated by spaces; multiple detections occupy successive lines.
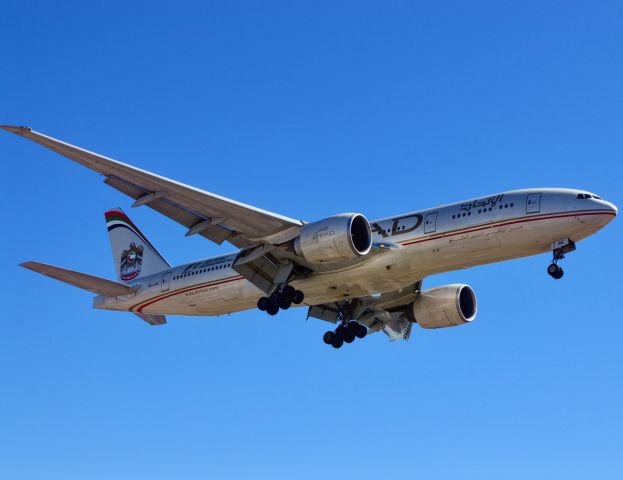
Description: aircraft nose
xmin=595 ymin=197 xmax=618 ymax=216
xmin=605 ymin=200 xmax=618 ymax=216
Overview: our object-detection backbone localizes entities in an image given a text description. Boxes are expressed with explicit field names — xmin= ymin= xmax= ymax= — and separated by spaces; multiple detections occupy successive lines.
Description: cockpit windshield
xmin=577 ymin=193 xmax=601 ymax=200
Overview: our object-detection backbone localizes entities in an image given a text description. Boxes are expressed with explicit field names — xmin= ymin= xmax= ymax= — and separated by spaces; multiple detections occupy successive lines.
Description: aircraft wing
xmin=1 ymin=126 xmax=303 ymax=249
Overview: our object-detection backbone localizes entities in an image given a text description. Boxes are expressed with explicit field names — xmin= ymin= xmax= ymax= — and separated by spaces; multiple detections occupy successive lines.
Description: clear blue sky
xmin=1 ymin=2 xmax=622 ymax=479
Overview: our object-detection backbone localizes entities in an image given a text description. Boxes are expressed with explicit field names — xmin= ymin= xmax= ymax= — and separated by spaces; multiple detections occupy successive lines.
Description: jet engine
xmin=407 ymin=284 xmax=477 ymax=329
xmin=294 ymin=213 xmax=372 ymax=264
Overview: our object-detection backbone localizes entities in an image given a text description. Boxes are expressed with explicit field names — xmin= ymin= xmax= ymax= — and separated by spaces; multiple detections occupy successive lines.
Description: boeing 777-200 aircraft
xmin=3 ymin=126 xmax=617 ymax=348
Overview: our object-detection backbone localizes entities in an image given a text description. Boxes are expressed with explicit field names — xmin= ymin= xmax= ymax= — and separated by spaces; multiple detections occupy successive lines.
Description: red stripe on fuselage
xmin=133 ymin=275 xmax=244 ymax=312
xmin=130 ymin=209 xmax=615 ymax=313
xmin=400 ymin=209 xmax=614 ymax=246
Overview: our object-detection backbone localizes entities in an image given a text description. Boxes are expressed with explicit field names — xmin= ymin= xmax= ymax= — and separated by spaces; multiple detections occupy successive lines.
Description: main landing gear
xmin=323 ymin=321 xmax=367 ymax=349
xmin=547 ymin=238 xmax=576 ymax=280
xmin=257 ymin=285 xmax=304 ymax=316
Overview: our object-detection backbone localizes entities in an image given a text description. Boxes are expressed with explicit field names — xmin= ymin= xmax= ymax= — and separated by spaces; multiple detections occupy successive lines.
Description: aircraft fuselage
xmin=94 ymin=188 xmax=617 ymax=316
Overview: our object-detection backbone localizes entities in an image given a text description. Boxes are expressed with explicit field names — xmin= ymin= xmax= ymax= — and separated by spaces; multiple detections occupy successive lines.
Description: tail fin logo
xmin=120 ymin=242 xmax=144 ymax=281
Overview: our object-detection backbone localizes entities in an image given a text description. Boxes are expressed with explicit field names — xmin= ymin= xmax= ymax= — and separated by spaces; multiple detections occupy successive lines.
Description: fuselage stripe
xmin=133 ymin=275 xmax=244 ymax=312
xmin=399 ymin=209 xmax=614 ymax=246
xmin=130 ymin=209 xmax=615 ymax=313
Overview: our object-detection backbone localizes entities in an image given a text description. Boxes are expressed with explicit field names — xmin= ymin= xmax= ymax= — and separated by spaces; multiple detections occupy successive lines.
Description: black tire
xmin=257 ymin=297 xmax=269 ymax=311
xmin=547 ymin=264 xmax=558 ymax=276
xmin=279 ymin=299 xmax=292 ymax=310
xmin=547 ymin=264 xmax=564 ymax=279
xmin=335 ymin=325 xmax=346 ymax=339
xmin=347 ymin=321 xmax=359 ymax=333
xmin=323 ymin=331 xmax=334 ymax=344
xmin=292 ymin=290 xmax=305 ymax=305
xmin=282 ymin=285 xmax=296 ymax=301
xmin=331 ymin=336 xmax=344 ymax=349
xmin=343 ymin=330 xmax=356 ymax=343
xmin=266 ymin=302 xmax=279 ymax=316
xmin=355 ymin=324 xmax=367 ymax=339
xmin=269 ymin=291 xmax=281 ymax=304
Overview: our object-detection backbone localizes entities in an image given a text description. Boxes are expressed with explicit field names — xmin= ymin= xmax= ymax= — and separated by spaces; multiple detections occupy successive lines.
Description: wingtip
xmin=19 ymin=261 xmax=37 ymax=269
xmin=1 ymin=125 xmax=32 ymax=135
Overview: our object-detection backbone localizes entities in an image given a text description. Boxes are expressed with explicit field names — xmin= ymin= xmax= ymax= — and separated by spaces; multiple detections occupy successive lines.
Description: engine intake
xmin=294 ymin=213 xmax=372 ymax=264
xmin=408 ymin=284 xmax=477 ymax=329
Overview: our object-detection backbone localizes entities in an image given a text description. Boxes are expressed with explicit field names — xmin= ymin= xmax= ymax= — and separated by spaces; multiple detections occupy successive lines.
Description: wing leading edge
xmin=1 ymin=126 xmax=303 ymax=249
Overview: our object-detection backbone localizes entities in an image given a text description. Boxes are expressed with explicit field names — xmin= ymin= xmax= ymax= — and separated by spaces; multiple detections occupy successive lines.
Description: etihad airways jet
xmin=3 ymin=126 xmax=617 ymax=348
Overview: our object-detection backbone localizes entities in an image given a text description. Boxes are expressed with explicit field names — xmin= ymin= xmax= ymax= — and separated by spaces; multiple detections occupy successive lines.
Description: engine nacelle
xmin=408 ymin=284 xmax=477 ymax=329
xmin=294 ymin=213 xmax=372 ymax=264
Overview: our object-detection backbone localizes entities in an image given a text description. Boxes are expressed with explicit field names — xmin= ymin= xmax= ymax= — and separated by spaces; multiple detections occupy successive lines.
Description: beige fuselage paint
xmin=94 ymin=188 xmax=617 ymax=317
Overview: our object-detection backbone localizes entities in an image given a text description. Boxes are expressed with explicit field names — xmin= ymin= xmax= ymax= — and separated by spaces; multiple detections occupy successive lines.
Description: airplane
xmin=2 ymin=125 xmax=617 ymax=348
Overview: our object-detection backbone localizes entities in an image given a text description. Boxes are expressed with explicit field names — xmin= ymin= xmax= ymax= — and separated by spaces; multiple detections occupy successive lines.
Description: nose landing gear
xmin=323 ymin=321 xmax=367 ymax=349
xmin=547 ymin=262 xmax=564 ymax=279
xmin=257 ymin=285 xmax=305 ymax=316
xmin=547 ymin=238 xmax=576 ymax=280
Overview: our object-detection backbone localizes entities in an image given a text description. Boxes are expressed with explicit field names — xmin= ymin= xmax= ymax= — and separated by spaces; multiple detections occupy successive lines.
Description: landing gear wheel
xmin=343 ymin=322 xmax=359 ymax=343
xmin=331 ymin=336 xmax=344 ymax=349
xmin=355 ymin=324 xmax=367 ymax=339
xmin=292 ymin=290 xmax=304 ymax=305
xmin=346 ymin=321 xmax=358 ymax=332
xmin=335 ymin=324 xmax=346 ymax=339
xmin=547 ymin=263 xmax=564 ymax=280
xmin=343 ymin=330 xmax=356 ymax=343
xmin=279 ymin=298 xmax=292 ymax=310
xmin=266 ymin=302 xmax=279 ymax=316
xmin=282 ymin=285 xmax=296 ymax=301
xmin=269 ymin=291 xmax=281 ymax=304
xmin=257 ymin=297 xmax=269 ymax=311
xmin=323 ymin=331 xmax=334 ymax=345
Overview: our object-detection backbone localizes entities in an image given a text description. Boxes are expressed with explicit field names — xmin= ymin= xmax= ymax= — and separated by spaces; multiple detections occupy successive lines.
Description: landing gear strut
xmin=547 ymin=238 xmax=575 ymax=280
xmin=257 ymin=285 xmax=304 ymax=315
xmin=323 ymin=321 xmax=367 ymax=349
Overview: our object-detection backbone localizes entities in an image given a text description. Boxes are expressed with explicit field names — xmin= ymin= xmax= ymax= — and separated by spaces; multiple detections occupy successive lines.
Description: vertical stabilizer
xmin=105 ymin=208 xmax=170 ymax=282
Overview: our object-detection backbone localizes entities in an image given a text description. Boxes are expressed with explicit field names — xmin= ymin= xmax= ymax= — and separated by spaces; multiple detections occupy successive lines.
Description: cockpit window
xmin=577 ymin=193 xmax=602 ymax=200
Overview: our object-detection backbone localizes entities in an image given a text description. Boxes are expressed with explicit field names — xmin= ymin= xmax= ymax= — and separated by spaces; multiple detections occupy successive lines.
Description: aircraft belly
xmin=291 ymin=249 xmax=409 ymax=304
xmin=136 ymin=278 xmax=259 ymax=316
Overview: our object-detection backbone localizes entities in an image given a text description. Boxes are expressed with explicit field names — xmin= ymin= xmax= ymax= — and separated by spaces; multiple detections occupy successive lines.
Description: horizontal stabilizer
xmin=134 ymin=312 xmax=167 ymax=326
xmin=20 ymin=261 xmax=137 ymax=297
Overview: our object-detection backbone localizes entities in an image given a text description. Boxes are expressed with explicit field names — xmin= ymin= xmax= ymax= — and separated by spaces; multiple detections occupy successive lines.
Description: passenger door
xmin=424 ymin=212 xmax=438 ymax=233
xmin=526 ymin=193 xmax=542 ymax=214
xmin=161 ymin=272 xmax=171 ymax=292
